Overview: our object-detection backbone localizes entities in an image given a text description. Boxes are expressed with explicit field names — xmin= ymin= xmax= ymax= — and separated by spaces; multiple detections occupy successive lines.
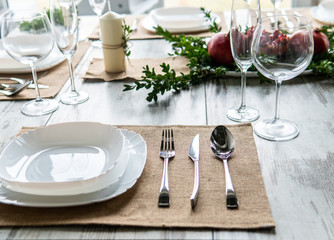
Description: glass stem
xmin=274 ymin=79 xmax=282 ymax=122
xmin=30 ymin=62 xmax=41 ymax=102
xmin=239 ymin=69 xmax=247 ymax=111
xmin=274 ymin=7 xmax=278 ymax=29
xmin=66 ymin=55 xmax=76 ymax=93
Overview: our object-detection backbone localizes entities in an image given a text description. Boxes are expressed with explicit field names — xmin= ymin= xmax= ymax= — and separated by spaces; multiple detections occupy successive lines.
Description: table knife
xmin=188 ymin=134 xmax=200 ymax=208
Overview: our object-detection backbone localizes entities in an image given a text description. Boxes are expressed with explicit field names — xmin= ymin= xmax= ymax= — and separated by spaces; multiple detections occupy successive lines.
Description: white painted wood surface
xmin=0 ymin=15 xmax=333 ymax=240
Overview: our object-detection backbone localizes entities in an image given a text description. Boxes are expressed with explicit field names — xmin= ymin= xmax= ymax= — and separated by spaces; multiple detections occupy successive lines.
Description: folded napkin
xmin=88 ymin=13 xmax=227 ymax=40
xmin=0 ymin=124 xmax=275 ymax=230
xmin=84 ymin=57 xmax=190 ymax=81
xmin=0 ymin=41 xmax=91 ymax=101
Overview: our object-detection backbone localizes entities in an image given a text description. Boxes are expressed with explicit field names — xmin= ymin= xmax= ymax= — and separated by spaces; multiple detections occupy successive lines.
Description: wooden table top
xmin=0 ymin=11 xmax=333 ymax=239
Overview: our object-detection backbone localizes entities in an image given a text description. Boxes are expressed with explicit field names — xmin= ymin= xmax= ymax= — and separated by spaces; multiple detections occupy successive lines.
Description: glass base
xmin=91 ymin=40 xmax=102 ymax=48
xmin=21 ymin=99 xmax=59 ymax=116
xmin=227 ymin=106 xmax=260 ymax=123
xmin=61 ymin=90 xmax=89 ymax=105
xmin=254 ymin=118 xmax=299 ymax=141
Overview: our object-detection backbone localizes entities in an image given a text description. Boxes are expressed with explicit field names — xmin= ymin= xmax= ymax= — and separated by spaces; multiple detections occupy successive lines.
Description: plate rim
xmin=311 ymin=6 xmax=334 ymax=25
xmin=0 ymin=122 xmax=125 ymax=187
xmin=142 ymin=10 xmax=220 ymax=33
xmin=0 ymin=43 xmax=65 ymax=74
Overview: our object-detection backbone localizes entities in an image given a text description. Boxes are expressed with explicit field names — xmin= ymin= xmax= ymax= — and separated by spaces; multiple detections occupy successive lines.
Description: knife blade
xmin=188 ymin=134 xmax=200 ymax=208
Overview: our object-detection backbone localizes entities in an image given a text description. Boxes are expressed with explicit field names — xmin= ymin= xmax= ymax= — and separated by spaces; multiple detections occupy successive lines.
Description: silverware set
xmin=158 ymin=126 xmax=238 ymax=209
xmin=0 ymin=71 xmax=49 ymax=96
xmin=0 ymin=79 xmax=32 ymax=96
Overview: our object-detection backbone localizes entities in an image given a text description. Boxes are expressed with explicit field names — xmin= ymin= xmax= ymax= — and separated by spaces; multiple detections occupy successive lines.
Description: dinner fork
xmin=0 ymin=79 xmax=31 ymax=96
xmin=158 ymin=129 xmax=175 ymax=207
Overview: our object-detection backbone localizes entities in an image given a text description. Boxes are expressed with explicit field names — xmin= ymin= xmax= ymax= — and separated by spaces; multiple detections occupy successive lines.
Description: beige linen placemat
xmin=0 ymin=41 xmax=91 ymax=101
xmin=84 ymin=57 xmax=190 ymax=81
xmin=88 ymin=13 xmax=227 ymax=40
xmin=0 ymin=124 xmax=275 ymax=230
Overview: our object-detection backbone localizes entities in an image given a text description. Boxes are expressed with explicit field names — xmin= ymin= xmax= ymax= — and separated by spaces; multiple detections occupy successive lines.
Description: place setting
xmin=0 ymin=122 xmax=275 ymax=230
xmin=0 ymin=1 xmax=91 ymax=115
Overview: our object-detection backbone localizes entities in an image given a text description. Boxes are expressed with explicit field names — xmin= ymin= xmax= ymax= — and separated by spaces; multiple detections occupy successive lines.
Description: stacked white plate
xmin=0 ymin=41 xmax=65 ymax=74
xmin=0 ymin=122 xmax=147 ymax=207
xmin=141 ymin=7 xmax=221 ymax=33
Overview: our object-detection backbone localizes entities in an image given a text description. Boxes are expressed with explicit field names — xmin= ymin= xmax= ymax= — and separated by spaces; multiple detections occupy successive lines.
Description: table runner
xmin=0 ymin=124 xmax=275 ymax=230
xmin=88 ymin=13 xmax=227 ymax=40
xmin=0 ymin=41 xmax=91 ymax=101
xmin=84 ymin=57 xmax=189 ymax=81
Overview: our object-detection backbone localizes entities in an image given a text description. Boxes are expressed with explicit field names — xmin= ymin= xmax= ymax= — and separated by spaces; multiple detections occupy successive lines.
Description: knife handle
xmin=190 ymin=160 xmax=199 ymax=208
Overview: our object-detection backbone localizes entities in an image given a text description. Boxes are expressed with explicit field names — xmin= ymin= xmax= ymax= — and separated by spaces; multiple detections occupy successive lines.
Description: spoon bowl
xmin=210 ymin=126 xmax=235 ymax=160
xmin=210 ymin=125 xmax=239 ymax=208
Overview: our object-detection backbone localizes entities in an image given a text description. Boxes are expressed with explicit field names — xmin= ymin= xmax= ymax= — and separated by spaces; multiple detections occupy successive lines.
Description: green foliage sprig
xmin=20 ymin=9 xmax=63 ymax=32
xmin=201 ymin=7 xmax=221 ymax=33
xmin=123 ymin=26 xmax=228 ymax=102
xmin=122 ymin=20 xmax=133 ymax=57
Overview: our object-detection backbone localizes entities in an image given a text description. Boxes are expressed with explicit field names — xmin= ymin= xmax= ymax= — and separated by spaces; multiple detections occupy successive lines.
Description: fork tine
xmin=166 ymin=129 xmax=170 ymax=151
xmin=160 ymin=130 xmax=164 ymax=151
xmin=171 ymin=129 xmax=174 ymax=151
xmin=164 ymin=129 xmax=167 ymax=151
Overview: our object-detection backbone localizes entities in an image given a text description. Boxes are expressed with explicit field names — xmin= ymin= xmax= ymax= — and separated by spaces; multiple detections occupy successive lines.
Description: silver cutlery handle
xmin=190 ymin=160 xmax=199 ymax=208
xmin=159 ymin=157 xmax=170 ymax=207
xmin=223 ymin=159 xmax=238 ymax=208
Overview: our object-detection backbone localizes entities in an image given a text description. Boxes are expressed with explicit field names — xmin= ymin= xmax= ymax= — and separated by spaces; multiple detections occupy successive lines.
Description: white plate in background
xmin=311 ymin=0 xmax=334 ymax=25
xmin=142 ymin=7 xmax=220 ymax=33
xmin=0 ymin=41 xmax=65 ymax=74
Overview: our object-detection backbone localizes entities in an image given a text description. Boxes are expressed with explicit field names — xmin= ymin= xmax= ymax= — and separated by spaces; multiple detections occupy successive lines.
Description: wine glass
xmin=251 ymin=15 xmax=314 ymax=141
xmin=271 ymin=0 xmax=282 ymax=28
xmin=88 ymin=0 xmax=107 ymax=48
xmin=1 ymin=10 xmax=59 ymax=116
xmin=227 ymin=0 xmax=261 ymax=122
xmin=50 ymin=0 xmax=89 ymax=105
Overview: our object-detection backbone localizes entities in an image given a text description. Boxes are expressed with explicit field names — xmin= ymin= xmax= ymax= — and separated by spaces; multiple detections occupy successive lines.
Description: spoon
xmin=210 ymin=125 xmax=239 ymax=208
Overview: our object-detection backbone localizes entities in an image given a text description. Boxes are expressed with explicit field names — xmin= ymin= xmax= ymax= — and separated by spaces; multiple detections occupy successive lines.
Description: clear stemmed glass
xmin=1 ymin=10 xmax=59 ymax=116
xmin=88 ymin=0 xmax=107 ymax=48
xmin=50 ymin=0 xmax=89 ymax=105
xmin=271 ymin=0 xmax=282 ymax=28
xmin=251 ymin=15 xmax=314 ymax=141
xmin=227 ymin=0 xmax=261 ymax=122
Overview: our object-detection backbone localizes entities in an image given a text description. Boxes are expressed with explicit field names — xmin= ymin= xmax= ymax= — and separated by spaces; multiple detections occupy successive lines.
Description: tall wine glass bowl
xmin=88 ymin=0 xmax=107 ymax=47
xmin=252 ymin=15 xmax=314 ymax=141
xmin=50 ymin=0 xmax=89 ymax=104
xmin=1 ymin=10 xmax=59 ymax=116
xmin=227 ymin=0 xmax=261 ymax=122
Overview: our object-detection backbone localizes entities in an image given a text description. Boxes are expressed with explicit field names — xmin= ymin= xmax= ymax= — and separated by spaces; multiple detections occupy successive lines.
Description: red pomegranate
xmin=207 ymin=32 xmax=234 ymax=66
xmin=288 ymin=30 xmax=312 ymax=56
xmin=313 ymin=29 xmax=330 ymax=55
